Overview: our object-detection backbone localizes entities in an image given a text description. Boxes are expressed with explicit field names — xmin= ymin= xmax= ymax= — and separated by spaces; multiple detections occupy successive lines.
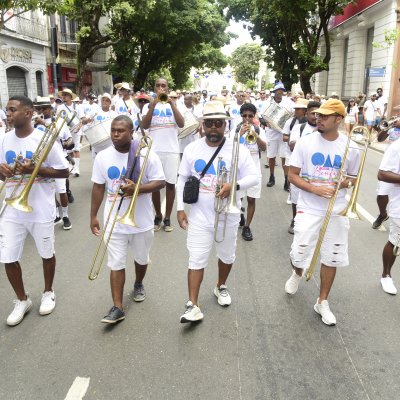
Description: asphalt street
xmin=0 ymin=140 xmax=399 ymax=400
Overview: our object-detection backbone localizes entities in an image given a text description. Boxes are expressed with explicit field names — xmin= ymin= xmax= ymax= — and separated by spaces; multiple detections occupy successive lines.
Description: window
xmin=36 ymin=71 xmax=43 ymax=96
xmin=6 ymin=67 xmax=27 ymax=97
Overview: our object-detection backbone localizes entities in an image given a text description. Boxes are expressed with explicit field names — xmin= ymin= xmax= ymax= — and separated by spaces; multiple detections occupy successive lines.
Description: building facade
xmin=0 ymin=10 xmax=49 ymax=107
xmin=314 ymin=0 xmax=400 ymax=115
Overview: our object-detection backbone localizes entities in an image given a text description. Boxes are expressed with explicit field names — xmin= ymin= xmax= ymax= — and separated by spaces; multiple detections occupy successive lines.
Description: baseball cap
xmin=313 ymin=99 xmax=346 ymax=117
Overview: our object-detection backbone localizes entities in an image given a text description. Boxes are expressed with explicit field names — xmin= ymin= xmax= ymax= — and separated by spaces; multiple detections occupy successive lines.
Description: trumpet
xmin=88 ymin=135 xmax=153 ymax=280
xmin=214 ymin=131 xmax=241 ymax=243
xmin=378 ymin=116 xmax=400 ymax=131
xmin=2 ymin=114 xmax=68 ymax=214
xmin=306 ymin=126 xmax=371 ymax=281
xmin=157 ymin=92 xmax=169 ymax=104
xmin=245 ymin=125 xmax=258 ymax=145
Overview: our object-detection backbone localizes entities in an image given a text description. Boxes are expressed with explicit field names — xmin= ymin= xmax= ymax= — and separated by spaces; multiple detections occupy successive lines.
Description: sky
xmin=221 ymin=20 xmax=261 ymax=56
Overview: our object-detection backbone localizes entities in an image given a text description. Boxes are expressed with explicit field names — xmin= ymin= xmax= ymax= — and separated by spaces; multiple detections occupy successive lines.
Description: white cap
xmin=101 ymin=93 xmax=112 ymax=101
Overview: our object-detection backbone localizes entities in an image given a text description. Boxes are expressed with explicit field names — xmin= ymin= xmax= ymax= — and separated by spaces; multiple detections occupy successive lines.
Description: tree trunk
xmin=299 ymin=73 xmax=312 ymax=95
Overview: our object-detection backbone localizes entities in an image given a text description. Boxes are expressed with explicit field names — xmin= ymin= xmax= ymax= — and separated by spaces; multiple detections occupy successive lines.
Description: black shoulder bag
xmin=183 ymin=138 xmax=226 ymax=204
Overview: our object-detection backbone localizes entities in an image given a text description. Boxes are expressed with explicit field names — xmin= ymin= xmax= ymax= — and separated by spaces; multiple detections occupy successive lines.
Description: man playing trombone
xmin=284 ymin=99 xmax=360 ymax=326
xmin=176 ymin=101 xmax=258 ymax=323
xmin=90 ymin=115 xmax=165 ymax=324
xmin=0 ymin=96 xmax=69 ymax=326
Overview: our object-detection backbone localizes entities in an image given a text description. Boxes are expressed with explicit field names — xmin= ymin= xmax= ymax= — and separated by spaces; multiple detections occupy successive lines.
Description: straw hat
xmin=293 ymin=98 xmax=309 ymax=109
xmin=58 ymin=88 xmax=77 ymax=100
xmin=198 ymin=100 xmax=232 ymax=120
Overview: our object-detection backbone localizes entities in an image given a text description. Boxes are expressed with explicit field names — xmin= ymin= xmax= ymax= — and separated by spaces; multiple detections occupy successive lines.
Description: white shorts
xmin=106 ymin=229 xmax=153 ymax=270
xmin=187 ymin=222 xmax=238 ymax=269
xmin=55 ymin=178 xmax=67 ymax=194
xmin=243 ymin=176 xmax=262 ymax=199
xmin=376 ymin=181 xmax=392 ymax=196
xmin=267 ymin=140 xmax=286 ymax=159
xmin=157 ymin=152 xmax=180 ymax=184
xmin=290 ymin=184 xmax=300 ymax=204
xmin=344 ymin=115 xmax=356 ymax=124
xmin=0 ymin=219 xmax=55 ymax=263
xmin=389 ymin=218 xmax=400 ymax=246
xmin=290 ymin=213 xmax=350 ymax=268
xmin=72 ymin=132 xmax=81 ymax=152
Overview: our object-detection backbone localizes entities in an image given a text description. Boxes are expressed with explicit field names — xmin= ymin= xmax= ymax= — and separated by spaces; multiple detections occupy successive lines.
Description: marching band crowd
xmin=0 ymin=78 xmax=399 ymax=329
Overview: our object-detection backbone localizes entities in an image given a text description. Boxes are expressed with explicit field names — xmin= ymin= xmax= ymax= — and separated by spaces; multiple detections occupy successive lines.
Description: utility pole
xmin=50 ymin=15 xmax=58 ymax=94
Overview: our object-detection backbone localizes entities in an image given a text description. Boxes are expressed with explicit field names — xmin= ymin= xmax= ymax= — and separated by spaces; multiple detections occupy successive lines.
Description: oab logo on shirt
xmin=6 ymin=150 xmax=33 ymax=164
xmin=308 ymin=152 xmax=342 ymax=184
xmin=106 ymin=165 xmax=127 ymax=198
xmin=194 ymin=159 xmax=226 ymax=193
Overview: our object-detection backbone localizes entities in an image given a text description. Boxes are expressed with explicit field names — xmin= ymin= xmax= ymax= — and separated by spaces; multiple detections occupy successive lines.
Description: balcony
xmin=58 ymin=32 xmax=78 ymax=53
xmin=3 ymin=14 xmax=48 ymax=42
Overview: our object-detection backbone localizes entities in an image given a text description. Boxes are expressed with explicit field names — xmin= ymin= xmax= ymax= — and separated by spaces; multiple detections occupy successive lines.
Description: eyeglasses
xmin=204 ymin=119 xmax=224 ymax=128
xmin=241 ymin=114 xmax=254 ymax=118
xmin=315 ymin=113 xmax=341 ymax=120
xmin=138 ymin=99 xmax=148 ymax=103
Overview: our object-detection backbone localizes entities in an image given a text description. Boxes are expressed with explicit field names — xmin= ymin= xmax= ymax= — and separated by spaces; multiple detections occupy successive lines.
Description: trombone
xmin=1 ymin=114 xmax=67 ymax=215
xmin=214 ymin=131 xmax=241 ymax=243
xmin=306 ymin=126 xmax=371 ymax=281
xmin=88 ymin=135 xmax=153 ymax=280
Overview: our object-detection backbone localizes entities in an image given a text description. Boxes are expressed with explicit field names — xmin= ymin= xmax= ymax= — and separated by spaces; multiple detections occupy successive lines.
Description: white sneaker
xmin=314 ymin=298 xmax=336 ymax=326
xmin=381 ymin=277 xmax=397 ymax=295
xmin=7 ymin=296 xmax=33 ymax=326
xmin=286 ymin=194 xmax=292 ymax=205
xmin=285 ymin=270 xmax=302 ymax=295
xmin=39 ymin=291 xmax=56 ymax=315
xmin=214 ymin=284 xmax=232 ymax=306
xmin=180 ymin=301 xmax=204 ymax=323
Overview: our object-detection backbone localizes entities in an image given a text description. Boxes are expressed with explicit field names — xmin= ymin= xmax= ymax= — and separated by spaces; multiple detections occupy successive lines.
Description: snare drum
xmin=85 ymin=118 xmax=113 ymax=153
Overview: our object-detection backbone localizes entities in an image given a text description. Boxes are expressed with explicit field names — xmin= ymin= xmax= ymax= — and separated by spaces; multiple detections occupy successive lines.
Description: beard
xmin=206 ymin=131 xmax=224 ymax=143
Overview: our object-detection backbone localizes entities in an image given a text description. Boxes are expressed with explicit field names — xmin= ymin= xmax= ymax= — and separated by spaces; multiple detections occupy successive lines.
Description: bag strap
xmin=199 ymin=137 xmax=226 ymax=179
xmin=299 ymin=122 xmax=307 ymax=137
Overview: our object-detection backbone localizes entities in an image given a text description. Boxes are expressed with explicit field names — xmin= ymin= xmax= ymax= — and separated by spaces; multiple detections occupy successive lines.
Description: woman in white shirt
xmin=344 ymin=98 xmax=359 ymax=135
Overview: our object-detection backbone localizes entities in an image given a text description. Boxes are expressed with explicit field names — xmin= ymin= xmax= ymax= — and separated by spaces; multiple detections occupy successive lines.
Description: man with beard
xmin=176 ymin=101 xmax=258 ymax=322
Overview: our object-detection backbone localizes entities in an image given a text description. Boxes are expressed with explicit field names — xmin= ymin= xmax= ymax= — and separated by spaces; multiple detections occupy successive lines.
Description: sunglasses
xmin=238 ymin=94 xmax=246 ymax=98
xmin=204 ymin=119 xmax=224 ymax=128
xmin=138 ymin=99 xmax=148 ymax=103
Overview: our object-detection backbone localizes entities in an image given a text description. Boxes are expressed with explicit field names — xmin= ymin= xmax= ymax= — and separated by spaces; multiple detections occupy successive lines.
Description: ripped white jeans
xmin=290 ymin=212 xmax=350 ymax=268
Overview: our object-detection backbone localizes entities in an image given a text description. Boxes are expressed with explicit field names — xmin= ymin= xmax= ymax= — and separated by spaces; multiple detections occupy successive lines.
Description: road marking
xmin=345 ymin=195 xmax=386 ymax=232
xmin=64 ymin=377 xmax=90 ymax=400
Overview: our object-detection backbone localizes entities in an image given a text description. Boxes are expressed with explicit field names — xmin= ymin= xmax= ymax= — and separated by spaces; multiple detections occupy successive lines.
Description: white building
xmin=313 ymin=0 xmax=400 ymax=115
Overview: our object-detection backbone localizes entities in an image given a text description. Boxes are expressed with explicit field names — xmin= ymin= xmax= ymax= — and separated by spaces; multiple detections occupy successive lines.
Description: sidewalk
xmin=339 ymin=128 xmax=389 ymax=154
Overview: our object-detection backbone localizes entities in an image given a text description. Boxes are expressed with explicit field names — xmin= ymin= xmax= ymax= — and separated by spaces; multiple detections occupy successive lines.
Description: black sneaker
xmin=101 ymin=306 xmax=125 ymax=324
xmin=66 ymin=154 xmax=75 ymax=165
xmin=74 ymin=172 xmax=80 ymax=178
xmin=284 ymin=177 xmax=289 ymax=192
xmin=239 ymin=207 xmax=245 ymax=227
xmin=288 ymin=219 xmax=294 ymax=234
xmin=242 ymin=226 xmax=253 ymax=241
xmin=372 ymin=214 xmax=388 ymax=229
xmin=54 ymin=216 xmax=62 ymax=225
xmin=154 ymin=215 xmax=162 ymax=232
xmin=163 ymin=218 xmax=173 ymax=232
xmin=266 ymin=175 xmax=275 ymax=187
xmin=67 ymin=190 xmax=74 ymax=204
xmin=63 ymin=217 xmax=72 ymax=230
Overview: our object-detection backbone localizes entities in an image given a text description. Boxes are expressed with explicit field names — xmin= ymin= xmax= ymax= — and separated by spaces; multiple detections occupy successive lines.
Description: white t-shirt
xmin=91 ymin=145 xmax=165 ymax=234
xmin=93 ymin=109 xmax=118 ymax=123
xmin=363 ymin=100 xmax=379 ymax=120
xmin=236 ymin=122 xmax=266 ymax=173
xmin=290 ymin=131 xmax=360 ymax=216
xmin=114 ymin=97 xmax=140 ymax=130
xmin=57 ymin=103 xmax=83 ymax=119
xmin=346 ymin=105 xmax=359 ymax=117
xmin=228 ymin=102 xmax=243 ymax=134
xmin=142 ymin=103 xmax=180 ymax=153
xmin=256 ymin=99 xmax=269 ymax=114
xmin=289 ymin=122 xmax=316 ymax=144
xmin=37 ymin=117 xmax=71 ymax=156
xmin=379 ymin=139 xmax=400 ymax=218
xmin=0 ymin=128 xmax=68 ymax=222
xmin=376 ymin=95 xmax=388 ymax=115
xmin=178 ymin=137 xmax=258 ymax=228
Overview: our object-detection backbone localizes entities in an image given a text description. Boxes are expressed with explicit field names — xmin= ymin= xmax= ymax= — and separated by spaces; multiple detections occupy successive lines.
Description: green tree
xmin=230 ymin=43 xmax=263 ymax=86
xmin=222 ymin=0 xmax=354 ymax=93
xmin=107 ymin=0 xmax=230 ymax=89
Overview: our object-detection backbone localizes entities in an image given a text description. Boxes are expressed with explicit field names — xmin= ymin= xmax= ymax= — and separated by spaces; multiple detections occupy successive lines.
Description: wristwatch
xmin=236 ymin=184 xmax=241 ymax=191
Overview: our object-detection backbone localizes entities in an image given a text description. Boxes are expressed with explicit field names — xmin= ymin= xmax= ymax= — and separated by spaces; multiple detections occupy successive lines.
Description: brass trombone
xmin=3 ymin=114 xmax=67 ymax=214
xmin=88 ymin=135 xmax=153 ymax=280
xmin=306 ymin=126 xmax=370 ymax=281
xmin=214 ymin=131 xmax=241 ymax=243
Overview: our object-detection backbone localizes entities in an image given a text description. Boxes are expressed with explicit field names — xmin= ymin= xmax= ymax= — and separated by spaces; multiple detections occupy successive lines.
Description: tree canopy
xmin=222 ymin=0 xmax=354 ymax=93
xmin=230 ymin=43 xmax=264 ymax=88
